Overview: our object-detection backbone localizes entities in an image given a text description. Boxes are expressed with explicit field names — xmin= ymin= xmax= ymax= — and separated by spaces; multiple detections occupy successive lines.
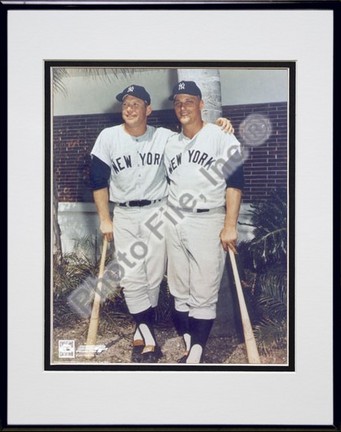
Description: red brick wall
xmin=53 ymin=102 xmax=287 ymax=203
xmin=223 ymin=102 xmax=288 ymax=202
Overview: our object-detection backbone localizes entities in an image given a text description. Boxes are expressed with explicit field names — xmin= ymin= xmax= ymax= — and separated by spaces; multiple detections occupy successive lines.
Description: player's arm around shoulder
xmin=215 ymin=122 xmax=243 ymax=164
xmin=215 ymin=117 xmax=234 ymax=134
xmin=206 ymin=123 xmax=241 ymax=158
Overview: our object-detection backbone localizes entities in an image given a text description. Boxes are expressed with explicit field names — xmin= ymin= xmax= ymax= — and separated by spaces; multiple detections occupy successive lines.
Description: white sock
xmin=139 ymin=323 xmax=156 ymax=346
xmin=133 ymin=327 xmax=143 ymax=341
xmin=183 ymin=333 xmax=191 ymax=352
xmin=186 ymin=344 xmax=203 ymax=364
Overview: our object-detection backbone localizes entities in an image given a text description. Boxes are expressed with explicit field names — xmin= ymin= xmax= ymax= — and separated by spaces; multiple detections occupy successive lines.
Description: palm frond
xmin=239 ymin=188 xmax=287 ymax=271
xmin=52 ymin=67 xmax=160 ymax=95
xmin=237 ymin=188 xmax=288 ymax=353
xmin=254 ymin=319 xmax=287 ymax=354
xmin=52 ymin=68 xmax=70 ymax=95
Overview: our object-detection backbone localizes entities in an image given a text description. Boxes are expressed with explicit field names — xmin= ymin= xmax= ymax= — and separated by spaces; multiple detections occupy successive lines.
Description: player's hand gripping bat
xmin=84 ymin=237 xmax=108 ymax=360
xmin=228 ymin=248 xmax=261 ymax=364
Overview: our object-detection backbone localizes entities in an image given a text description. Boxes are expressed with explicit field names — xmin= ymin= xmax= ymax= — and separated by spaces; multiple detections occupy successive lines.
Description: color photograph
xmin=47 ymin=63 xmax=293 ymax=370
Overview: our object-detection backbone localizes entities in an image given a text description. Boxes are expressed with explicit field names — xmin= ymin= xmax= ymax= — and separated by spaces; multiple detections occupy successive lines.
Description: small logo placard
xmin=58 ymin=340 xmax=75 ymax=358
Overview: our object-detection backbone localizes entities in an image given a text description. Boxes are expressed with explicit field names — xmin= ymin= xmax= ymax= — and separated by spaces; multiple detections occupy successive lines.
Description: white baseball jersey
xmin=91 ymin=124 xmax=175 ymax=203
xmin=164 ymin=123 xmax=242 ymax=210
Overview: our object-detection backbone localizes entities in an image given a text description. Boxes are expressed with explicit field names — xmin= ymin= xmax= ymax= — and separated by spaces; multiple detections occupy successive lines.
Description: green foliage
xmin=53 ymin=237 xmax=117 ymax=328
xmin=255 ymin=269 xmax=287 ymax=321
xmin=53 ymin=236 xmax=173 ymax=329
xmin=53 ymin=253 xmax=97 ymax=297
xmin=254 ymin=320 xmax=287 ymax=355
xmin=241 ymin=188 xmax=287 ymax=272
xmin=238 ymin=188 xmax=288 ymax=354
xmin=253 ymin=267 xmax=287 ymax=354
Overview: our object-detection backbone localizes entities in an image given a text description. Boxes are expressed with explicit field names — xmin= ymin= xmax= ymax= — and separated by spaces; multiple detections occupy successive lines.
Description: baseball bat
xmin=84 ymin=237 xmax=108 ymax=360
xmin=228 ymin=248 xmax=261 ymax=364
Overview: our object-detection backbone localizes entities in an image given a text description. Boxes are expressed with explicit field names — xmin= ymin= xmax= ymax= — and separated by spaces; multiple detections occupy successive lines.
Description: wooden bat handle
xmin=228 ymin=248 xmax=261 ymax=364
xmin=84 ymin=237 xmax=108 ymax=359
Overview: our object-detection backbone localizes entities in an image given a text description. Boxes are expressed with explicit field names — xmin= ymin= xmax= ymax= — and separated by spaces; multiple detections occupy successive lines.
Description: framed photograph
xmin=4 ymin=2 xmax=339 ymax=430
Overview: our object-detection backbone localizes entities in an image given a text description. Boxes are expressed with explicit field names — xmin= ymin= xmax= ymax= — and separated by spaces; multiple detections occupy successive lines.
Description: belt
xmin=168 ymin=203 xmax=224 ymax=214
xmin=117 ymin=199 xmax=162 ymax=208
xmin=170 ymin=206 xmax=210 ymax=213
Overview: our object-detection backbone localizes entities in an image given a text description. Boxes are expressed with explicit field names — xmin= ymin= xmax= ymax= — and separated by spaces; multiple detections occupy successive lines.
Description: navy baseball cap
xmin=116 ymin=85 xmax=151 ymax=105
xmin=169 ymin=81 xmax=202 ymax=101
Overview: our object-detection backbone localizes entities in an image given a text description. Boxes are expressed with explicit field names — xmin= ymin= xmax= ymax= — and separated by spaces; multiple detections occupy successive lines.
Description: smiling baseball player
xmin=164 ymin=81 xmax=244 ymax=364
xmin=90 ymin=85 xmax=175 ymax=363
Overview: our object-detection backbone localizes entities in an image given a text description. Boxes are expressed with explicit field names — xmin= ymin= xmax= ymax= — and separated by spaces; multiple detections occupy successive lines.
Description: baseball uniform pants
xmin=113 ymin=200 xmax=166 ymax=314
xmin=165 ymin=206 xmax=226 ymax=320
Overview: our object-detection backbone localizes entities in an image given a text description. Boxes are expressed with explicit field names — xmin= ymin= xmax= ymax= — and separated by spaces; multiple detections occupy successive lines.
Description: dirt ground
xmin=52 ymin=313 xmax=287 ymax=366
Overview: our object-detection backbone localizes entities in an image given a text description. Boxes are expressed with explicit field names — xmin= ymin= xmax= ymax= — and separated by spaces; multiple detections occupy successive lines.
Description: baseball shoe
xmin=139 ymin=345 xmax=163 ymax=363
xmin=131 ymin=339 xmax=145 ymax=363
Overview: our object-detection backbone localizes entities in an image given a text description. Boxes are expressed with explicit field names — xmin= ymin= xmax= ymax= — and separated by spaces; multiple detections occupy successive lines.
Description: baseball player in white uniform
xmin=90 ymin=84 xmax=234 ymax=363
xmin=90 ymin=85 xmax=174 ymax=363
xmin=165 ymin=81 xmax=244 ymax=364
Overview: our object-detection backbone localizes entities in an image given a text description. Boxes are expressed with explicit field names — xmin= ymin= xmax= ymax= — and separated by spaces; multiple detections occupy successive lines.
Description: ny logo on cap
xmin=178 ymin=82 xmax=186 ymax=90
xmin=127 ymin=86 xmax=135 ymax=93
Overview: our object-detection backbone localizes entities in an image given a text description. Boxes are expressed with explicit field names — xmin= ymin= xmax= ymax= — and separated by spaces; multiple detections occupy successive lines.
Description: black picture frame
xmin=2 ymin=1 xmax=340 ymax=431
